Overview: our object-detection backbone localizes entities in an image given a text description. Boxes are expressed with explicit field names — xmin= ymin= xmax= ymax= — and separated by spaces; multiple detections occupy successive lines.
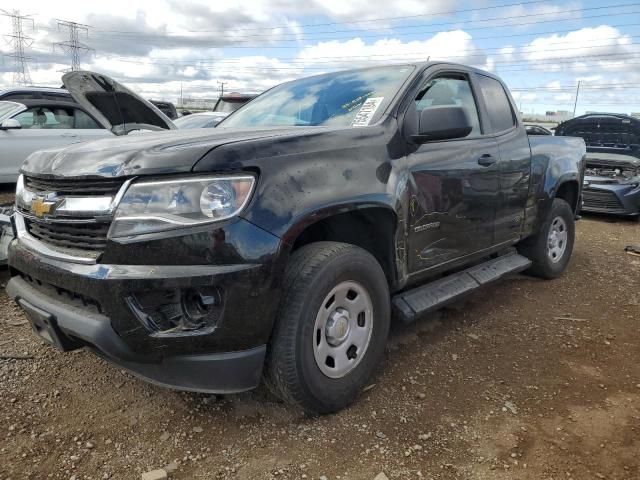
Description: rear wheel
xmin=265 ymin=241 xmax=390 ymax=414
xmin=518 ymin=198 xmax=575 ymax=279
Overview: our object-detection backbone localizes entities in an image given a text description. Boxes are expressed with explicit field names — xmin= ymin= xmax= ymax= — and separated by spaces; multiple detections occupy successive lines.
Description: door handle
xmin=477 ymin=154 xmax=497 ymax=166
xmin=60 ymin=133 xmax=77 ymax=138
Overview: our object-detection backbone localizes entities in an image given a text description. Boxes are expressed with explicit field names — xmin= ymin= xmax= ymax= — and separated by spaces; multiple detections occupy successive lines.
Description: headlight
xmin=15 ymin=175 xmax=36 ymax=212
xmin=109 ymin=175 xmax=255 ymax=237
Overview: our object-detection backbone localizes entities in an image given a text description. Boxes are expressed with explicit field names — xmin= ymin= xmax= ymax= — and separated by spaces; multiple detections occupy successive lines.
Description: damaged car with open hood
xmin=6 ymin=64 xmax=586 ymax=414
xmin=0 ymin=72 xmax=175 ymax=183
xmin=555 ymin=113 xmax=640 ymax=218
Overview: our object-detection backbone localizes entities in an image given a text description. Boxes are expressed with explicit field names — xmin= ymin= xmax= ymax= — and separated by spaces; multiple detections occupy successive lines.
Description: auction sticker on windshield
xmin=351 ymin=97 xmax=384 ymax=127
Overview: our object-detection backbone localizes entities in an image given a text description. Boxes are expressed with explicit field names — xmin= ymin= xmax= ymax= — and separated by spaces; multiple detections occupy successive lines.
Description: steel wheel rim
xmin=547 ymin=216 xmax=568 ymax=263
xmin=312 ymin=280 xmax=374 ymax=379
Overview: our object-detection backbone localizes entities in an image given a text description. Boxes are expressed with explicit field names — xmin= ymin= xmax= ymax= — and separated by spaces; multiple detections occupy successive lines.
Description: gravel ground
xmin=0 ymin=215 xmax=638 ymax=480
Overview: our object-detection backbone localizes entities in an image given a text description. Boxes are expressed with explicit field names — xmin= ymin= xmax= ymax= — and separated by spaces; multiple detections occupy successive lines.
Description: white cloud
xmin=522 ymin=25 xmax=634 ymax=65
xmin=296 ymin=30 xmax=487 ymax=70
xmin=498 ymin=46 xmax=515 ymax=61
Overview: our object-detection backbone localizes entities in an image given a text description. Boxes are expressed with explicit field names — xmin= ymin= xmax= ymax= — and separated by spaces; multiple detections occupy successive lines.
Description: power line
xmin=53 ymin=19 xmax=93 ymax=71
xmin=78 ymin=3 xmax=640 ymax=45
xmin=1 ymin=9 xmax=34 ymax=86
xmin=86 ymin=1 xmax=640 ymax=36
xmin=104 ymin=36 xmax=640 ymax=68
xmin=101 ymin=45 xmax=640 ymax=72
xmin=76 ymin=0 xmax=561 ymax=34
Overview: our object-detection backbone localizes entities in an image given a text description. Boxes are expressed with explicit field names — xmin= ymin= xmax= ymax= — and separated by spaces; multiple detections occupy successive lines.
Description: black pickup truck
xmin=7 ymin=64 xmax=586 ymax=414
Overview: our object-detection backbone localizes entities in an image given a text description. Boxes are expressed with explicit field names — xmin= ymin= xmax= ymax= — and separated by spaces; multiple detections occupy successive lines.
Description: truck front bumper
xmin=6 ymin=217 xmax=283 ymax=394
xmin=7 ymin=276 xmax=265 ymax=392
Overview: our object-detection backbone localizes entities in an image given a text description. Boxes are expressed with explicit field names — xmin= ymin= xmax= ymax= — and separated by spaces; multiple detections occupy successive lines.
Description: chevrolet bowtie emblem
xmin=30 ymin=198 xmax=54 ymax=218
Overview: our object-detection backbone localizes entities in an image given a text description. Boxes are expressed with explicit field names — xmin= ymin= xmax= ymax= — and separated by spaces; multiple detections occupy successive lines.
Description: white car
xmin=0 ymin=99 xmax=112 ymax=183
xmin=174 ymin=111 xmax=228 ymax=129
xmin=0 ymin=72 xmax=176 ymax=183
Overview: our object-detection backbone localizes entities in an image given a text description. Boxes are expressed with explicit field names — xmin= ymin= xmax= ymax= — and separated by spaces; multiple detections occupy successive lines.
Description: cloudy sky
xmin=1 ymin=0 xmax=639 ymax=116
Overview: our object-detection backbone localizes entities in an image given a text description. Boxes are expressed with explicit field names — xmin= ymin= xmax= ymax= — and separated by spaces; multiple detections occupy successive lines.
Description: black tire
xmin=265 ymin=241 xmax=390 ymax=414
xmin=518 ymin=198 xmax=575 ymax=279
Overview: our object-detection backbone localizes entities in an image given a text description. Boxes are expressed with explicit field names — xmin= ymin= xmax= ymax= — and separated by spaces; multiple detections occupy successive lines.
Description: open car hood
xmin=62 ymin=71 xmax=177 ymax=136
xmin=555 ymin=113 xmax=640 ymax=159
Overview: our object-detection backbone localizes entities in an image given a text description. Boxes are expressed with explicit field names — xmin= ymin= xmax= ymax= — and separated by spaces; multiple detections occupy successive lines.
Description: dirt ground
xmin=0 ymin=214 xmax=638 ymax=480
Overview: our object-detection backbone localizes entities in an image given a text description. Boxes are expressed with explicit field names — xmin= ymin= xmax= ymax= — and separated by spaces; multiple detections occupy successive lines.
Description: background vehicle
xmin=7 ymin=63 xmax=585 ymax=415
xmin=0 ymin=72 xmax=176 ymax=183
xmin=525 ymin=124 xmax=553 ymax=135
xmin=556 ymin=113 xmax=640 ymax=217
xmin=0 ymin=99 xmax=111 ymax=183
xmin=0 ymin=86 xmax=72 ymax=102
xmin=149 ymin=100 xmax=178 ymax=120
xmin=213 ymin=92 xmax=257 ymax=114
xmin=174 ymin=111 xmax=228 ymax=129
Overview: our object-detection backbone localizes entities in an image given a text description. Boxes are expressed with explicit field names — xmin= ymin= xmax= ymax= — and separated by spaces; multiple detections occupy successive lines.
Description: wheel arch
xmin=281 ymin=202 xmax=399 ymax=287
xmin=554 ymin=179 xmax=580 ymax=214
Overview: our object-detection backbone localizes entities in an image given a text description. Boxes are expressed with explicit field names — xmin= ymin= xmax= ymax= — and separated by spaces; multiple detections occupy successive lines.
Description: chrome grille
xmin=20 ymin=176 xmax=128 ymax=258
xmin=24 ymin=176 xmax=124 ymax=196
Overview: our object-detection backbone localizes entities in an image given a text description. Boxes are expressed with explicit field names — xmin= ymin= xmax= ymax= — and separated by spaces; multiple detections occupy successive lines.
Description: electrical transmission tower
xmin=1 ymin=9 xmax=34 ymax=86
xmin=54 ymin=20 xmax=93 ymax=72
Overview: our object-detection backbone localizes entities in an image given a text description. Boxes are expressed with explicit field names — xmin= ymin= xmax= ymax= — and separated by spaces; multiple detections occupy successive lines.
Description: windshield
xmin=215 ymin=99 xmax=251 ymax=113
xmin=220 ymin=65 xmax=415 ymax=128
xmin=174 ymin=113 xmax=225 ymax=129
xmin=0 ymin=101 xmax=23 ymax=121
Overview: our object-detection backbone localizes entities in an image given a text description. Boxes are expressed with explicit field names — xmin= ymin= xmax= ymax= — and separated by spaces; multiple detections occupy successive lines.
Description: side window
xmin=476 ymin=75 xmax=516 ymax=133
xmin=414 ymin=75 xmax=481 ymax=136
xmin=74 ymin=109 xmax=102 ymax=129
xmin=14 ymin=107 xmax=53 ymax=129
xmin=13 ymin=110 xmax=36 ymax=128
xmin=49 ymin=107 xmax=74 ymax=128
xmin=13 ymin=107 xmax=76 ymax=129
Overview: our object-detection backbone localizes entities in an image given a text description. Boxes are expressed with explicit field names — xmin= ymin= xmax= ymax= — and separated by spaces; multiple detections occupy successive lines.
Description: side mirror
xmin=412 ymin=106 xmax=472 ymax=143
xmin=0 ymin=119 xmax=22 ymax=130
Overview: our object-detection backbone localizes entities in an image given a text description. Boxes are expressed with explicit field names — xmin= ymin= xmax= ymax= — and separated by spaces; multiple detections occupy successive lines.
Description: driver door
xmin=405 ymin=72 xmax=500 ymax=273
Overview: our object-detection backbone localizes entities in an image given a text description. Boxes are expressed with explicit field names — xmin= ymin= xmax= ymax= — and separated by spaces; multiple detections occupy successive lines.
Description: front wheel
xmin=518 ymin=198 xmax=576 ymax=279
xmin=265 ymin=241 xmax=390 ymax=414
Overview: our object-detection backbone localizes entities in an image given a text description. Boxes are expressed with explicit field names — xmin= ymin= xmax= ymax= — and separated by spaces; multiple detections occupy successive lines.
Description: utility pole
xmin=1 ymin=9 xmax=34 ymax=86
xmin=217 ymin=81 xmax=227 ymax=98
xmin=572 ymin=81 xmax=581 ymax=117
xmin=53 ymin=20 xmax=93 ymax=72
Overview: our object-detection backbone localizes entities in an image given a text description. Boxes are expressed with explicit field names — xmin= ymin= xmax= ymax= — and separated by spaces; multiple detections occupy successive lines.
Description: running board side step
xmin=392 ymin=251 xmax=531 ymax=324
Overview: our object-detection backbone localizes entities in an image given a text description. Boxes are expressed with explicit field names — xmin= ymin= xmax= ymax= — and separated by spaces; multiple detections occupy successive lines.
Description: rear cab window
xmin=476 ymin=74 xmax=516 ymax=134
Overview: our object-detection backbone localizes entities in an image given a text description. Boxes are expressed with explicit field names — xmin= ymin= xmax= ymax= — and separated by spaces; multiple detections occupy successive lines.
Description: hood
xmin=0 ymin=100 xmax=26 ymax=122
xmin=62 ymin=71 xmax=176 ymax=135
xmin=555 ymin=113 xmax=640 ymax=159
xmin=20 ymin=126 xmax=327 ymax=179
